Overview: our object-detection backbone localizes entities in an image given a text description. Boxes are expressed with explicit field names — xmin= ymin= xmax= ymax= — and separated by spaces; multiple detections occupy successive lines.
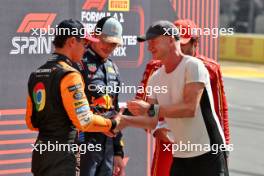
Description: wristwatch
xmin=147 ymin=104 xmax=156 ymax=117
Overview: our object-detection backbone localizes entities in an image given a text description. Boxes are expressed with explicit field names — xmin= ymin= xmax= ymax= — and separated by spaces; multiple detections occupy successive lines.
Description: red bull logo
xmin=91 ymin=95 xmax=113 ymax=109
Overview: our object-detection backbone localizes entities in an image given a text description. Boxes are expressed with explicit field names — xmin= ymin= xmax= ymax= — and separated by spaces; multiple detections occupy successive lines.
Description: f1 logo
xmin=82 ymin=0 xmax=107 ymax=11
xmin=17 ymin=13 xmax=57 ymax=33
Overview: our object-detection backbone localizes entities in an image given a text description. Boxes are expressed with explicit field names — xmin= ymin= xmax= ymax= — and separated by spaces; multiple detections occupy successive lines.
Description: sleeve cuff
xmin=114 ymin=145 xmax=124 ymax=158
xmin=110 ymin=119 xmax=117 ymax=130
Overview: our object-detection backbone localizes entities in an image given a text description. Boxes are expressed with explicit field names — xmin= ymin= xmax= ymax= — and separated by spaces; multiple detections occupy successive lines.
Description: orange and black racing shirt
xmin=25 ymin=53 xmax=114 ymax=142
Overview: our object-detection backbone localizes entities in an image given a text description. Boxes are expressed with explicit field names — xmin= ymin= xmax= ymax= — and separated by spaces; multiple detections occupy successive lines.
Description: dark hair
xmin=53 ymin=36 xmax=67 ymax=48
xmin=52 ymin=19 xmax=84 ymax=48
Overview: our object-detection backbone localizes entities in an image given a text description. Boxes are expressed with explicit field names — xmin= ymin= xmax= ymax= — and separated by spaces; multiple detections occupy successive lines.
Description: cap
xmin=84 ymin=32 xmax=99 ymax=42
xmin=95 ymin=16 xmax=123 ymax=45
xmin=54 ymin=19 xmax=99 ymax=42
xmin=174 ymin=19 xmax=198 ymax=44
xmin=137 ymin=20 xmax=180 ymax=42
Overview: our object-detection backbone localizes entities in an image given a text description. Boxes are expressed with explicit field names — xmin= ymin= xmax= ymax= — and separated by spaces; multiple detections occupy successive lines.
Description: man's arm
xmin=60 ymin=72 xmax=117 ymax=132
xmin=148 ymin=83 xmax=204 ymax=142
xmin=112 ymin=63 xmax=125 ymax=157
xmin=122 ymin=98 xmax=159 ymax=130
xmin=217 ymin=67 xmax=230 ymax=144
xmin=126 ymin=59 xmax=207 ymax=121
xmin=159 ymin=82 xmax=204 ymax=118
xmin=25 ymin=95 xmax=38 ymax=131
xmin=113 ymin=132 xmax=125 ymax=176
xmin=126 ymin=82 xmax=204 ymax=122
xmin=112 ymin=96 xmax=125 ymax=158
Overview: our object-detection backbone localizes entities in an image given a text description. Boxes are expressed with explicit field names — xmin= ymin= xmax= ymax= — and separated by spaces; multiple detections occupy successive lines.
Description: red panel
xmin=178 ymin=0 xmax=182 ymax=19
xmin=0 ymin=148 xmax=31 ymax=155
xmin=187 ymin=0 xmax=191 ymax=19
xmin=0 ymin=168 xmax=31 ymax=175
xmin=206 ymin=0 xmax=209 ymax=58
xmin=215 ymin=0 xmax=219 ymax=60
xmin=0 ymin=109 xmax=26 ymax=115
xmin=201 ymin=0 xmax=205 ymax=55
xmin=0 ymin=120 xmax=25 ymax=125
xmin=210 ymin=0 xmax=214 ymax=59
xmin=0 ymin=129 xmax=34 ymax=135
xmin=183 ymin=0 xmax=186 ymax=18
xmin=0 ymin=138 xmax=35 ymax=145
xmin=192 ymin=0 xmax=195 ymax=22
xmin=0 ymin=158 xmax=31 ymax=165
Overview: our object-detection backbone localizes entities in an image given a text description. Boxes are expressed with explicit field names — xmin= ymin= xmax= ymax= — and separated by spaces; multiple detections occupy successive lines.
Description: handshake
xmin=108 ymin=100 xmax=158 ymax=136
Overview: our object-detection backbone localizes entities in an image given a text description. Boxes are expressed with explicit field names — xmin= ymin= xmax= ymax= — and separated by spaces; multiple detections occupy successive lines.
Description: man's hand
xmin=113 ymin=156 xmax=126 ymax=176
xmin=103 ymin=131 xmax=116 ymax=138
xmin=103 ymin=110 xmax=123 ymax=137
xmin=113 ymin=116 xmax=128 ymax=134
xmin=127 ymin=100 xmax=150 ymax=116
xmin=153 ymin=128 xmax=174 ymax=143
xmin=111 ymin=108 xmax=128 ymax=134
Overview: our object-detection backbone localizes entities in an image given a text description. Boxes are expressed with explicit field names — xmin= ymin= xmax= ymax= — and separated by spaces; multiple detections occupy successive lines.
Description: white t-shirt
xmin=148 ymin=55 xmax=226 ymax=158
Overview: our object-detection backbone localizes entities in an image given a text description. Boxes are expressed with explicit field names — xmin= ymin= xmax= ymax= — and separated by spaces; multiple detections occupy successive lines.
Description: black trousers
xmin=170 ymin=151 xmax=229 ymax=176
xmin=32 ymin=142 xmax=76 ymax=176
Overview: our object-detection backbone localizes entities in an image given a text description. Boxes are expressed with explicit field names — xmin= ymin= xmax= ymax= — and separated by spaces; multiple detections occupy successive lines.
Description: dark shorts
xmin=170 ymin=151 xmax=229 ymax=176
xmin=32 ymin=141 xmax=76 ymax=176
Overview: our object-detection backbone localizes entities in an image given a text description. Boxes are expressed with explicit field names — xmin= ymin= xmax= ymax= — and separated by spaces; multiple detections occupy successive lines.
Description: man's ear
xmin=66 ymin=37 xmax=76 ymax=47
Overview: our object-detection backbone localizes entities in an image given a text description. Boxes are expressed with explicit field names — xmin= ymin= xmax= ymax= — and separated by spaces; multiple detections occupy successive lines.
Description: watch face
xmin=148 ymin=109 xmax=155 ymax=117
xmin=148 ymin=104 xmax=155 ymax=117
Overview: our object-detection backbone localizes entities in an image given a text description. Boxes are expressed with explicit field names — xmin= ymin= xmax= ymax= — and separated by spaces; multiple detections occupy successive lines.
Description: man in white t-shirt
xmin=117 ymin=20 xmax=229 ymax=176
